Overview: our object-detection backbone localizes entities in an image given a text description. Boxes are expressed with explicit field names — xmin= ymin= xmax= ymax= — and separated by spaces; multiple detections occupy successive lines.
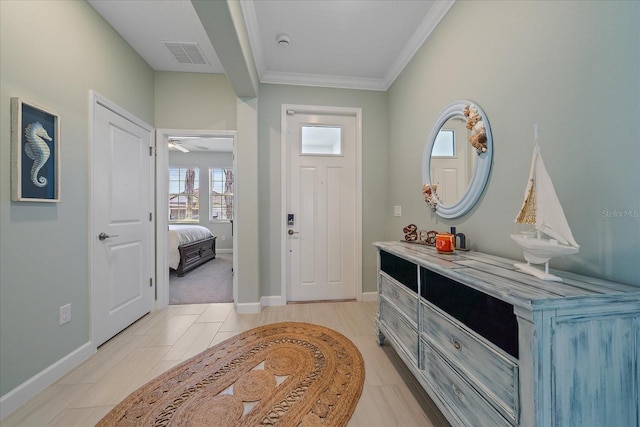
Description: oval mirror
xmin=422 ymin=100 xmax=493 ymax=218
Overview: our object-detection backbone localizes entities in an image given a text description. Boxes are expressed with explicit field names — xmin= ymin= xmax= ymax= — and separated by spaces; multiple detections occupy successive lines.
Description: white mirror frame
xmin=422 ymin=100 xmax=493 ymax=219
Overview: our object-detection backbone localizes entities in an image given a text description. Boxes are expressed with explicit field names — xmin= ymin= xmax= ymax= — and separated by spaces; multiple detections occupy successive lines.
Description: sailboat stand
xmin=511 ymin=230 xmax=579 ymax=281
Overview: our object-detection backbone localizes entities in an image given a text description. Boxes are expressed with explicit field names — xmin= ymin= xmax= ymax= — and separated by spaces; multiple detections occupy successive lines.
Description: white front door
xmin=430 ymin=157 xmax=468 ymax=205
xmin=430 ymin=120 xmax=473 ymax=205
xmin=92 ymin=96 xmax=154 ymax=347
xmin=285 ymin=111 xmax=358 ymax=301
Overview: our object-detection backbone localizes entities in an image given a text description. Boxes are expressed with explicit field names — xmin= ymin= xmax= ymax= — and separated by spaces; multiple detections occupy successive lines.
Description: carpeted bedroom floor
xmin=169 ymin=253 xmax=233 ymax=304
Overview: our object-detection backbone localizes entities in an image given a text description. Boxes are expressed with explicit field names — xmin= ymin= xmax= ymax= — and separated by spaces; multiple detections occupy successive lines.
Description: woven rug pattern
xmin=97 ymin=322 xmax=365 ymax=426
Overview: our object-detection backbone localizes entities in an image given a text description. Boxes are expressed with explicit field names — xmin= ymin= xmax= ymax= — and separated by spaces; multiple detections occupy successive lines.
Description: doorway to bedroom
xmin=156 ymin=129 xmax=237 ymax=306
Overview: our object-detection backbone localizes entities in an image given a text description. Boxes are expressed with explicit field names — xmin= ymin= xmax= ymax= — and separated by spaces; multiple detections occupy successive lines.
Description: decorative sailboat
xmin=510 ymin=126 xmax=579 ymax=281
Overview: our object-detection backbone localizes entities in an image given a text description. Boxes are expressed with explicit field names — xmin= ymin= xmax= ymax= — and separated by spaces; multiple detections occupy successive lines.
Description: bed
xmin=168 ymin=225 xmax=217 ymax=276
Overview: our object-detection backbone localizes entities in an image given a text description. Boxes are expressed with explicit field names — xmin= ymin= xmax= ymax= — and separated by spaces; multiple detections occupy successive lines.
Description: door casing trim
xmin=280 ymin=105 xmax=363 ymax=304
xmin=155 ymin=129 xmax=238 ymax=309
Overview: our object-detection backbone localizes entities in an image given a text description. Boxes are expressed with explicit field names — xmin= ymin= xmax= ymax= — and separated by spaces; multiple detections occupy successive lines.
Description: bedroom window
xmin=169 ymin=167 xmax=199 ymax=222
xmin=209 ymin=168 xmax=233 ymax=221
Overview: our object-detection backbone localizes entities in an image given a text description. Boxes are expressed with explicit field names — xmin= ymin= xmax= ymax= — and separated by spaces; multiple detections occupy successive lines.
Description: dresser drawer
xmin=421 ymin=302 xmax=518 ymax=423
xmin=379 ymin=298 xmax=419 ymax=363
xmin=379 ymin=273 xmax=418 ymax=325
xmin=421 ymin=340 xmax=513 ymax=427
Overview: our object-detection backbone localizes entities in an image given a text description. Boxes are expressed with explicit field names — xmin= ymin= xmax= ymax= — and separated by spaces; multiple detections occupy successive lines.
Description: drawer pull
xmin=453 ymin=385 xmax=464 ymax=400
xmin=451 ymin=338 xmax=462 ymax=351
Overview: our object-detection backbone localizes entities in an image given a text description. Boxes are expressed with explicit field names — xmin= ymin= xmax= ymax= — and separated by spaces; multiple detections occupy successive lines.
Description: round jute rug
xmin=97 ymin=322 xmax=365 ymax=426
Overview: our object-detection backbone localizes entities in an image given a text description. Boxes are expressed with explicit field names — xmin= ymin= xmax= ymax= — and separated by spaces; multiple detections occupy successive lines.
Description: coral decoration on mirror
xmin=463 ymin=104 xmax=487 ymax=153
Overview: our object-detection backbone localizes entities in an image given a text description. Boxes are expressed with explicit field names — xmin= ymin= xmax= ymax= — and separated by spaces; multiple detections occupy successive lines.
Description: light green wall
xmin=236 ymin=97 xmax=260 ymax=303
xmin=155 ymin=73 xmax=260 ymax=300
xmin=155 ymin=72 xmax=236 ymax=130
xmin=388 ymin=0 xmax=640 ymax=286
xmin=0 ymin=0 xmax=154 ymax=396
xmin=257 ymin=84 xmax=389 ymax=297
xmin=168 ymin=152 xmax=234 ymax=250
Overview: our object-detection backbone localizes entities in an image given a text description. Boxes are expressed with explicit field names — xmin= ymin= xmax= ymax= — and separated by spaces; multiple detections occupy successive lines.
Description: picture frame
xmin=11 ymin=97 xmax=60 ymax=202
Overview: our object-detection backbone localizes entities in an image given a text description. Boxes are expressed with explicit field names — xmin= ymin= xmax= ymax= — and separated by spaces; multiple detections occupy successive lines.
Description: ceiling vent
xmin=164 ymin=42 xmax=208 ymax=65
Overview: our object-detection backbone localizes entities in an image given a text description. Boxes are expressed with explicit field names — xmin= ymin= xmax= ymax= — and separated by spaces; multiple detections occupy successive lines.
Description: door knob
xmin=98 ymin=232 xmax=118 ymax=241
xmin=287 ymin=229 xmax=299 ymax=235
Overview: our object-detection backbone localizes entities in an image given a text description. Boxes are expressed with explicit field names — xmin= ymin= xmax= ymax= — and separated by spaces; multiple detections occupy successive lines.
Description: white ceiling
xmin=88 ymin=0 xmax=454 ymax=91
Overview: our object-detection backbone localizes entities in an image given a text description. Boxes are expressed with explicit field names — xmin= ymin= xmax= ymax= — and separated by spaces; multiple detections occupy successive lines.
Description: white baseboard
xmin=234 ymin=296 xmax=284 ymax=314
xmin=0 ymin=341 xmax=95 ymax=421
xmin=235 ymin=301 xmax=261 ymax=314
xmin=234 ymin=293 xmax=373 ymax=314
xmin=261 ymin=295 xmax=285 ymax=307
xmin=362 ymin=291 xmax=378 ymax=302
xmin=216 ymin=248 xmax=233 ymax=254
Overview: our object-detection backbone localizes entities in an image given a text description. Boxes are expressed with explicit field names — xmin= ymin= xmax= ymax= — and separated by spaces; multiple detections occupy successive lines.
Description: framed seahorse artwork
xmin=11 ymin=98 xmax=60 ymax=202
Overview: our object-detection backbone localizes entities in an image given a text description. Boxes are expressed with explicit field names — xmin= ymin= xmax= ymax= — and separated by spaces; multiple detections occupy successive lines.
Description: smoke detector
xmin=276 ymin=34 xmax=291 ymax=48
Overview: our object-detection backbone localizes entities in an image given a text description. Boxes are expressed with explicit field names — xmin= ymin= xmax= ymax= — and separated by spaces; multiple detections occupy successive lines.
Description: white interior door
xmin=92 ymin=96 xmax=154 ymax=347
xmin=286 ymin=112 xmax=357 ymax=301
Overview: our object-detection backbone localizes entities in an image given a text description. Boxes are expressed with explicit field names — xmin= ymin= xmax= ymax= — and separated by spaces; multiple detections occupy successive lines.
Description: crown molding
xmin=383 ymin=0 xmax=455 ymax=90
xmin=239 ymin=0 xmax=266 ymax=79
xmin=261 ymin=70 xmax=387 ymax=91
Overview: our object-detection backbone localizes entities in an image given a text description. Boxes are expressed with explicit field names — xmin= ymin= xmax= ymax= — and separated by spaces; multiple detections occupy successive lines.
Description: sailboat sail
xmin=515 ymin=149 xmax=538 ymax=225
xmin=514 ymin=145 xmax=579 ymax=248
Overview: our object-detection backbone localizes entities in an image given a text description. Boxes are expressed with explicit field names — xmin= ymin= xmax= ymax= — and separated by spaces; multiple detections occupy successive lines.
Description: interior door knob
xmin=98 ymin=232 xmax=118 ymax=241
xmin=287 ymin=229 xmax=299 ymax=235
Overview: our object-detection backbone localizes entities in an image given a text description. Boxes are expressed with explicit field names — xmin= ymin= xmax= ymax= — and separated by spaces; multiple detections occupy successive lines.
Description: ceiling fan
xmin=167 ymin=138 xmax=190 ymax=153
xmin=169 ymin=136 xmax=212 ymax=152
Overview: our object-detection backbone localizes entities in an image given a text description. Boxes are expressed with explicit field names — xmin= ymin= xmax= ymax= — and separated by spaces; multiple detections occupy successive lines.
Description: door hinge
xmin=149 ymin=212 xmax=153 ymax=221
xmin=149 ymin=146 xmax=154 ymax=156
xmin=149 ymin=278 xmax=153 ymax=288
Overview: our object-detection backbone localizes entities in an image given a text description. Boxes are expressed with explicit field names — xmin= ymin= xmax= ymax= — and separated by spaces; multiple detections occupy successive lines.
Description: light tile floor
xmin=2 ymin=301 xmax=450 ymax=427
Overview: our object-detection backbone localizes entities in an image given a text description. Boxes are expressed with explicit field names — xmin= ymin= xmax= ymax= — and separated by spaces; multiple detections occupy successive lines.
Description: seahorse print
xmin=24 ymin=121 xmax=51 ymax=187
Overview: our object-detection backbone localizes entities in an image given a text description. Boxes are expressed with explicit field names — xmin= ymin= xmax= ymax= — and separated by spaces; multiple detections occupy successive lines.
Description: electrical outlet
xmin=394 ymin=205 xmax=402 ymax=217
xmin=221 ymin=235 xmax=226 ymax=241
xmin=59 ymin=304 xmax=71 ymax=325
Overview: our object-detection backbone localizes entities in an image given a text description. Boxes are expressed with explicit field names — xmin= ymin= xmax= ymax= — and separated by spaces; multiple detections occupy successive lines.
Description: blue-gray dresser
xmin=374 ymin=241 xmax=639 ymax=427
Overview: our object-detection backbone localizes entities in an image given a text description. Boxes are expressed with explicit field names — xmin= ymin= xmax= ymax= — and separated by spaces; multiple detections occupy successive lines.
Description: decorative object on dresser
xmin=423 ymin=100 xmax=493 ymax=219
xmin=403 ymin=224 xmax=437 ymax=246
xmin=403 ymin=223 xmax=419 ymax=241
xmin=511 ymin=124 xmax=579 ymax=281
xmin=435 ymin=232 xmax=455 ymax=253
xmin=168 ymin=224 xmax=217 ymax=276
xmin=375 ymin=241 xmax=639 ymax=427
xmin=449 ymin=226 xmax=468 ymax=251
